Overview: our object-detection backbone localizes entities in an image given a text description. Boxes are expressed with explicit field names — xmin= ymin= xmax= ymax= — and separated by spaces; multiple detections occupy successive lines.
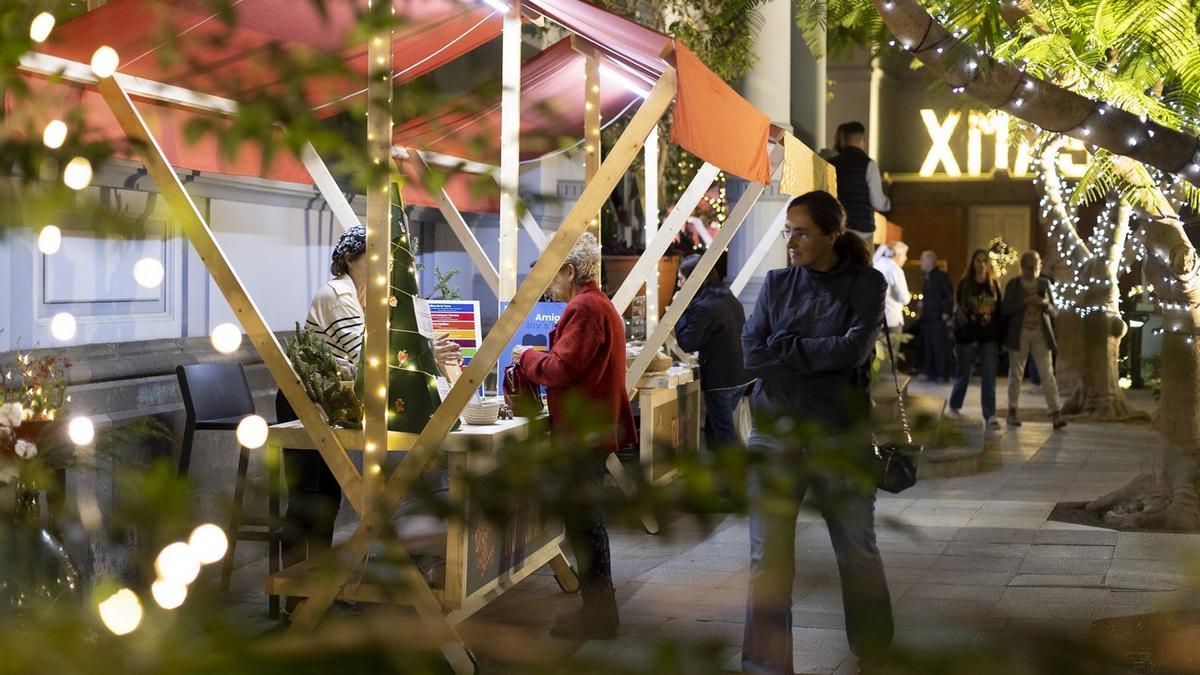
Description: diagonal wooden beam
xmin=518 ymin=207 xmax=550 ymax=252
xmin=730 ymin=202 xmax=789 ymax=297
xmin=497 ymin=1 xmax=522 ymax=303
xmin=300 ymin=143 xmax=362 ymax=232
xmin=289 ymin=68 xmax=678 ymax=631
xmin=611 ymin=161 xmax=721 ymax=314
xmin=96 ymin=76 xmax=366 ymax=515
xmin=405 ymin=148 xmax=501 ymax=296
xmin=627 ymin=145 xmax=785 ymax=393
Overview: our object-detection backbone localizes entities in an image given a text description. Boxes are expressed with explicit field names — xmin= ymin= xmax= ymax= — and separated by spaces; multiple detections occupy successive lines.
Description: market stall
xmin=17 ymin=0 xmax=837 ymax=669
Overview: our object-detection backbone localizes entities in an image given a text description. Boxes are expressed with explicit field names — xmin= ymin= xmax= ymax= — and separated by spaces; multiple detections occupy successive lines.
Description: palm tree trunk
xmin=868 ymin=0 xmax=1200 ymax=186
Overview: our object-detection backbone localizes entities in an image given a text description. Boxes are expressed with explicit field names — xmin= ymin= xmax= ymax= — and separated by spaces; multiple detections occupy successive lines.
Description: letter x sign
xmin=919 ymin=110 xmax=961 ymax=177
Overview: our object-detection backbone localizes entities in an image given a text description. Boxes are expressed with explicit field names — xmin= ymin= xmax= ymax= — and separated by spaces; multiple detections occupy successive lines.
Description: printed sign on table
xmin=497 ymin=301 xmax=567 ymax=375
xmin=427 ymin=300 xmax=482 ymax=365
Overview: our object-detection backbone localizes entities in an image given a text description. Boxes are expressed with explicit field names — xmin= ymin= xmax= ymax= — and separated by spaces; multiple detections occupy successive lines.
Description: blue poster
xmin=496 ymin=301 xmax=567 ymax=376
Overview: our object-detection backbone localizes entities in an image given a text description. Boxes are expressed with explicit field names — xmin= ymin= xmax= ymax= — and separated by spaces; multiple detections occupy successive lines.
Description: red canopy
xmin=394 ymin=38 xmax=640 ymax=165
xmin=17 ymin=0 xmax=775 ymax=207
xmin=38 ymin=0 xmax=501 ymax=114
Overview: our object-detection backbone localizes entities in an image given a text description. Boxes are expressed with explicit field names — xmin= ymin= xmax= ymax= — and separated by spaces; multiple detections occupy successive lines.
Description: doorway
xmin=967 ymin=205 xmax=1032 ymax=284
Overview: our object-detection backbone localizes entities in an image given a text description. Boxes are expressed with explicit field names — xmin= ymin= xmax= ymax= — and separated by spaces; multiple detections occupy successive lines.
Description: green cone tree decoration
xmin=357 ymin=185 xmax=457 ymax=433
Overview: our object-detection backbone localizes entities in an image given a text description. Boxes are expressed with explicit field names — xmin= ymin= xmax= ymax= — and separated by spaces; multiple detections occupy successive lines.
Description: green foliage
xmin=429 ymin=266 xmax=462 ymax=300
xmin=284 ymin=323 xmax=363 ymax=429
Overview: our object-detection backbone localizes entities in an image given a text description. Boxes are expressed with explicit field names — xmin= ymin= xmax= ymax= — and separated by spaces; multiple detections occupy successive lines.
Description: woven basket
xmin=462 ymin=398 xmax=502 ymax=425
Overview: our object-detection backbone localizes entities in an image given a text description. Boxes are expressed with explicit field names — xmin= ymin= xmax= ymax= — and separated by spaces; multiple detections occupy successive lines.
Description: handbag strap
xmin=881 ymin=323 xmax=913 ymax=445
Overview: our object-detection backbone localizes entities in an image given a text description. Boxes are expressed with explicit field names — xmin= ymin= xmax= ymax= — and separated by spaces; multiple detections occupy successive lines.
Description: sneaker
xmin=946 ymin=408 xmax=962 ymax=420
xmin=986 ymin=417 xmax=1001 ymax=430
xmin=1006 ymin=408 xmax=1022 ymax=427
xmin=1051 ymin=412 xmax=1068 ymax=430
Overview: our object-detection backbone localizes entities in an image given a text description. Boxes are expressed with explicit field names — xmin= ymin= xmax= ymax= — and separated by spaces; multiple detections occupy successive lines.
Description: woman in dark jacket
xmin=674 ymin=254 xmax=753 ymax=452
xmin=949 ymin=248 xmax=1003 ymax=428
xmin=512 ymin=232 xmax=636 ymax=640
xmin=741 ymin=191 xmax=892 ymax=673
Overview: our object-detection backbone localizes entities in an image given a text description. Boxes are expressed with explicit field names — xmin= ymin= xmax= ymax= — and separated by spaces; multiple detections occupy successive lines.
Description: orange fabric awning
xmin=670 ymin=44 xmax=772 ymax=185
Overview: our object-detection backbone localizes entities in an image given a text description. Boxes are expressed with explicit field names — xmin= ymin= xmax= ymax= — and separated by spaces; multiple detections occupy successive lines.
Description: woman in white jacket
xmin=872 ymin=241 xmax=911 ymax=331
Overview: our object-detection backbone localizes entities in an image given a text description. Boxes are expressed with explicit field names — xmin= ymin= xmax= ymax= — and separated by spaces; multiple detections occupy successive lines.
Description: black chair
xmin=176 ymin=363 xmax=280 ymax=619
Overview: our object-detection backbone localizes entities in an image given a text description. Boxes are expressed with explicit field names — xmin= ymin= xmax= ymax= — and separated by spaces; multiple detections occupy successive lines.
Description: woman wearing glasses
xmin=741 ymin=191 xmax=892 ymax=673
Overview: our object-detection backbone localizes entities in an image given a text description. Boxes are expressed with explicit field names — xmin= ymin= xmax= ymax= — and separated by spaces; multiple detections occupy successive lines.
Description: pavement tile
xmin=1032 ymin=529 xmax=1119 ymax=546
xmin=952 ymin=527 xmax=1037 ymax=544
xmin=1017 ymin=557 xmax=1111 ymax=575
xmin=1009 ymin=574 xmax=1107 ymax=587
xmin=1026 ymin=544 xmax=1115 ymax=560
xmin=930 ymin=555 xmax=1023 ymax=573
xmin=943 ymin=541 xmax=1031 ymax=558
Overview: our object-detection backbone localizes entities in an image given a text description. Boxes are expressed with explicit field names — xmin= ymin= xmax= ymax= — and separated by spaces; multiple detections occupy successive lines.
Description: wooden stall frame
xmin=610 ymin=161 xmax=721 ymax=315
xmin=283 ymin=68 xmax=678 ymax=650
xmin=497 ymin=0 xmax=522 ymax=303
xmin=730 ymin=202 xmax=789 ymax=297
xmin=94 ymin=76 xmax=368 ymax=516
xmin=403 ymin=147 xmax=502 ymax=296
xmin=625 ymin=142 xmax=786 ymax=393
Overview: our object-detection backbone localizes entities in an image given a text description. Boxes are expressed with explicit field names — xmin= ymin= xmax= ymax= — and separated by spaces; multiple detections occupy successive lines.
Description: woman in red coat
xmin=512 ymin=231 xmax=636 ymax=640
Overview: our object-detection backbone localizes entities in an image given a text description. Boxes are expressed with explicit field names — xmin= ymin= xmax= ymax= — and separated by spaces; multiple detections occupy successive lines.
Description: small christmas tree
xmin=358 ymin=186 xmax=457 ymax=433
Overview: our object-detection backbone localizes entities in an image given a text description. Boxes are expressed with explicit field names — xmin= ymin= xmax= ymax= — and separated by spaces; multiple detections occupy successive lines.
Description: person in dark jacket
xmin=949 ymin=249 xmax=1003 ymax=428
xmin=830 ymin=121 xmax=890 ymax=239
xmin=1002 ymin=251 xmax=1066 ymax=429
xmin=741 ymin=191 xmax=892 ymax=673
xmin=674 ymin=254 xmax=753 ymax=452
xmin=918 ymin=250 xmax=954 ymax=382
xmin=513 ymin=232 xmax=636 ymax=640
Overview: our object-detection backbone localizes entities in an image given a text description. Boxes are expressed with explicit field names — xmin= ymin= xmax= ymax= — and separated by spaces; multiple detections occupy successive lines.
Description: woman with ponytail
xmin=740 ymin=191 xmax=892 ymax=672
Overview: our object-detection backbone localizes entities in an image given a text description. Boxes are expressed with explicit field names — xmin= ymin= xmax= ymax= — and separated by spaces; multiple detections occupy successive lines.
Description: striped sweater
xmin=305 ymin=275 xmax=364 ymax=377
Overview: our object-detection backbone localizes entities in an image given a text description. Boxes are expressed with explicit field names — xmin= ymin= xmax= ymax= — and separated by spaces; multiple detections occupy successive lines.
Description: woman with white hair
xmin=511 ymin=231 xmax=637 ymax=640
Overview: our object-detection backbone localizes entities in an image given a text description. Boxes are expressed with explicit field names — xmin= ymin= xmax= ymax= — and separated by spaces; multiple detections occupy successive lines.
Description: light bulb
xmin=155 ymin=542 xmax=200 ymax=585
xmin=90 ymin=46 xmax=119 ymax=78
xmin=38 ymin=225 xmax=62 ymax=254
xmin=188 ymin=524 xmax=229 ymax=564
xmin=30 ymin=12 xmax=55 ymax=43
xmin=63 ymin=156 xmax=92 ymax=190
xmin=42 ymin=120 xmax=68 ymax=149
xmin=97 ymin=589 xmax=143 ymax=635
xmin=68 ymin=416 xmax=95 ymax=445
xmin=236 ymin=415 xmax=268 ymax=449
xmin=209 ymin=323 xmax=242 ymax=354
xmin=50 ymin=312 xmax=76 ymax=341
xmin=151 ymin=580 xmax=187 ymax=610
xmin=132 ymin=257 xmax=164 ymax=289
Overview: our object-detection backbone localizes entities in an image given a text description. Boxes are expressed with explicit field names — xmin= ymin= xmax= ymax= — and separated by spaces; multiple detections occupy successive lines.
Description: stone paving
xmin=465 ymin=381 xmax=1200 ymax=673
xmin=222 ymin=380 xmax=1200 ymax=673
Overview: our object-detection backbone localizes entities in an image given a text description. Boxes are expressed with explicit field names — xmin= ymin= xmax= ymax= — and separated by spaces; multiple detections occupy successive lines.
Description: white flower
xmin=0 ymin=403 xmax=23 ymax=428
xmin=15 ymin=440 xmax=37 ymax=459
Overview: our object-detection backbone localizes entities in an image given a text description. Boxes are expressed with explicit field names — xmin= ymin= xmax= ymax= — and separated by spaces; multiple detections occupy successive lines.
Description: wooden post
xmin=300 ymin=143 xmax=362 ymax=232
xmin=584 ymin=54 xmax=602 ymax=239
xmin=730 ymin=203 xmax=789 ymax=297
xmin=361 ymin=2 xmax=392 ymax=514
xmin=627 ymin=146 xmax=785 ymax=392
xmin=644 ymin=125 xmax=660 ymax=333
xmin=498 ymin=2 xmax=521 ymax=303
xmin=95 ymin=77 xmax=365 ymax=515
xmin=405 ymin=148 xmax=501 ymax=296
xmin=289 ymin=69 xmax=678 ymax=632
xmin=611 ymin=162 xmax=720 ymax=314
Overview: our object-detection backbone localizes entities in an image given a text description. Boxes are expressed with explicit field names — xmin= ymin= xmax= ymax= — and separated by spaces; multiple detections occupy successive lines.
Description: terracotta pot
xmin=601 ymin=254 xmax=682 ymax=320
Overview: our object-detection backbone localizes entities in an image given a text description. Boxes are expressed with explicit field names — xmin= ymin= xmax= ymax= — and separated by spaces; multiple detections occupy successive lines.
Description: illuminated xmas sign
xmin=918 ymin=109 xmax=1089 ymax=178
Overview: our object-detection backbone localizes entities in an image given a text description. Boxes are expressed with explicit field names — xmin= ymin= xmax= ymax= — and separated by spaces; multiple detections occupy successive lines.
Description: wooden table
xmin=265 ymin=417 xmax=578 ymax=622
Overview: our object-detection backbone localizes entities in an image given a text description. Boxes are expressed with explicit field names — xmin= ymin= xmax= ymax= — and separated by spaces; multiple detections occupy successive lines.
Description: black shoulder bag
xmin=873 ymin=325 xmax=924 ymax=493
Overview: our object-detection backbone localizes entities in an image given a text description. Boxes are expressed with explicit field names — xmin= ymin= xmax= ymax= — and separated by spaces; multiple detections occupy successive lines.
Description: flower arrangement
xmin=1 ymin=349 xmax=73 ymax=485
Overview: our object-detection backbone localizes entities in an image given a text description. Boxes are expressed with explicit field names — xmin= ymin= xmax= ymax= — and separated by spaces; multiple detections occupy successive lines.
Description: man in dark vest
xmin=830 ymin=121 xmax=890 ymax=239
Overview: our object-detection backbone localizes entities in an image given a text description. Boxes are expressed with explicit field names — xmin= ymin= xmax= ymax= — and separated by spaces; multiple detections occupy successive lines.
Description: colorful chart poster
xmin=497 ymin=301 xmax=567 ymax=375
xmin=427 ymin=300 xmax=482 ymax=366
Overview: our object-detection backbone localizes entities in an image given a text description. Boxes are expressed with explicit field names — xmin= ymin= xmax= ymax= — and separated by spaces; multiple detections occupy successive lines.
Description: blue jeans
xmin=703 ymin=386 xmax=745 ymax=451
xmin=949 ymin=341 xmax=999 ymax=420
xmin=742 ymin=433 xmax=893 ymax=674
